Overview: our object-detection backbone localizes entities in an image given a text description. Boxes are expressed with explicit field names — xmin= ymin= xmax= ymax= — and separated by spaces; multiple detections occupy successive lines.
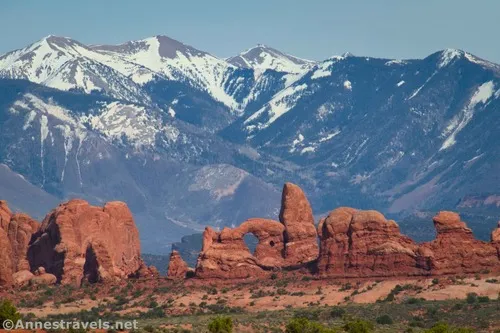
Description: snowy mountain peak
xmin=227 ymin=44 xmax=315 ymax=74
xmin=92 ymin=35 xmax=209 ymax=60
xmin=437 ymin=48 xmax=465 ymax=67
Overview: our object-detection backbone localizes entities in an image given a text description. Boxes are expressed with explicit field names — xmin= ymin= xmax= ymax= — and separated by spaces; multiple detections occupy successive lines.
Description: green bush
xmin=423 ymin=322 xmax=475 ymax=333
xmin=343 ymin=319 xmax=374 ymax=333
xmin=330 ymin=306 xmax=346 ymax=318
xmin=466 ymin=293 xmax=477 ymax=304
xmin=285 ymin=317 xmax=337 ymax=333
xmin=0 ymin=299 xmax=21 ymax=329
xmin=376 ymin=314 xmax=393 ymax=325
xmin=208 ymin=316 xmax=233 ymax=333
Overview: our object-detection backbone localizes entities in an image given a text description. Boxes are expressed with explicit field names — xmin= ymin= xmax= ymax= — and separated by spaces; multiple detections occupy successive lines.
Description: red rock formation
xmin=195 ymin=218 xmax=290 ymax=279
xmin=135 ymin=263 xmax=160 ymax=279
xmin=491 ymin=221 xmax=500 ymax=243
xmin=7 ymin=213 xmax=39 ymax=271
xmin=12 ymin=270 xmax=34 ymax=287
xmin=0 ymin=201 xmax=39 ymax=286
xmin=167 ymin=250 xmax=190 ymax=279
xmin=280 ymin=183 xmax=319 ymax=265
xmin=0 ymin=227 xmax=14 ymax=286
xmin=418 ymin=212 xmax=499 ymax=274
xmin=318 ymin=208 xmax=420 ymax=277
xmin=0 ymin=200 xmax=11 ymax=230
xmin=318 ymin=209 xmax=500 ymax=277
xmin=195 ymin=183 xmax=320 ymax=279
xmin=28 ymin=199 xmax=144 ymax=285
xmin=195 ymin=226 xmax=264 ymax=279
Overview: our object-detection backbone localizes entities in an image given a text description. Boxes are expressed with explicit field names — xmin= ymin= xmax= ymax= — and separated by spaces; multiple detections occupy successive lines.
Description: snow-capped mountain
xmin=1 ymin=35 xmax=500 ymax=253
xmin=0 ymin=36 xmax=151 ymax=103
xmin=227 ymin=44 xmax=315 ymax=74
xmin=0 ymin=35 xmax=316 ymax=115
xmin=226 ymin=49 xmax=500 ymax=215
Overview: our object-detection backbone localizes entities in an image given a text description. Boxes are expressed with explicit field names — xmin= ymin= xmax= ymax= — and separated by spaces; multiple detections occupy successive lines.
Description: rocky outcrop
xmin=318 ymin=209 xmax=500 ymax=277
xmin=0 ymin=227 xmax=14 ymax=286
xmin=0 ymin=201 xmax=39 ymax=286
xmin=195 ymin=226 xmax=263 ymax=279
xmin=28 ymin=199 xmax=144 ymax=285
xmin=280 ymin=183 xmax=319 ymax=265
xmin=195 ymin=183 xmax=320 ymax=279
xmin=12 ymin=270 xmax=34 ymax=287
xmin=317 ymin=208 xmax=420 ymax=277
xmin=0 ymin=200 xmax=12 ymax=230
xmin=195 ymin=219 xmax=287 ymax=279
xmin=167 ymin=250 xmax=190 ymax=279
xmin=491 ymin=221 xmax=500 ymax=243
xmin=418 ymin=212 xmax=499 ymax=274
xmin=7 ymin=213 xmax=39 ymax=271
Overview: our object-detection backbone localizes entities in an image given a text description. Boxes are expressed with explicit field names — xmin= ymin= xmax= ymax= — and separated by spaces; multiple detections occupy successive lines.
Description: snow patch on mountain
xmin=311 ymin=60 xmax=333 ymax=79
xmin=319 ymin=130 xmax=341 ymax=142
xmin=385 ymin=59 xmax=408 ymax=66
xmin=289 ymin=133 xmax=305 ymax=153
xmin=81 ymin=102 xmax=167 ymax=148
xmin=440 ymin=81 xmax=495 ymax=150
xmin=244 ymin=83 xmax=308 ymax=132
xmin=408 ymin=71 xmax=438 ymax=100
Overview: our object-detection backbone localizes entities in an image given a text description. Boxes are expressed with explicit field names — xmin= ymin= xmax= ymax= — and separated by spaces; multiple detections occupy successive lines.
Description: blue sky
xmin=1 ymin=0 xmax=499 ymax=63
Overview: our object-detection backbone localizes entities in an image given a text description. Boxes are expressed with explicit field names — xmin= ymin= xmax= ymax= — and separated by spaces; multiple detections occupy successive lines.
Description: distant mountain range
xmin=0 ymin=35 xmax=499 ymax=254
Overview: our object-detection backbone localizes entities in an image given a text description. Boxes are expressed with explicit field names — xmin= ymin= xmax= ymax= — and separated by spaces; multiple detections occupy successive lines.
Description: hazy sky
xmin=1 ymin=0 xmax=499 ymax=63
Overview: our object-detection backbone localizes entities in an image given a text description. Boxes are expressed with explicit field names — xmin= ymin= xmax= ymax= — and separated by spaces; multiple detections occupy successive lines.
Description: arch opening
xmin=82 ymin=245 xmax=99 ymax=285
xmin=243 ymin=233 xmax=259 ymax=256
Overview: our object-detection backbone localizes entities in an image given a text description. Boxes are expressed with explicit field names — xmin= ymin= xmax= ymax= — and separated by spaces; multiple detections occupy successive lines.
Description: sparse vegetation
xmin=0 ymin=299 xmax=21 ymax=329
xmin=207 ymin=316 xmax=233 ymax=333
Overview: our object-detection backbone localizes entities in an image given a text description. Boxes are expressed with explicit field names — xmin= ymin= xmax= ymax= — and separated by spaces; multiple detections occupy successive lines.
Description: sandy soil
xmin=11 ymin=274 xmax=500 ymax=317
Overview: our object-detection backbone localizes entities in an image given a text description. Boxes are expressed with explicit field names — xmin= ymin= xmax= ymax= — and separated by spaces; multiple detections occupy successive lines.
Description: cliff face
xmin=0 ymin=201 xmax=39 ymax=286
xmin=0 ymin=199 xmax=151 ymax=287
xmin=190 ymin=183 xmax=500 ymax=280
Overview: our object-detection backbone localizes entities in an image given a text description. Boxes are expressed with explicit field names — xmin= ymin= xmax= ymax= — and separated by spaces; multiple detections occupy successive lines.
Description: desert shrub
xmin=384 ymin=293 xmax=395 ymax=302
xmin=376 ymin=314 xmax=393 ymax=325
xmin=293 ymin=309 xmax=320 ymax=321
xmin=0 ymin=299 xmax=21 ymax=329
xmin=406 ymin=297 xmax=423 ymax=304
xmin=339 ymin=283 xmax=352 ymax=291
xmin=285 ymin=317 xmax=337 ymax=333
xmin=423 ymin=322 xmax=475 ymax=333
xmin=330 ymin=306 xmax=346 ymax=318
xmin=343 ymin=319 xmax=374 ymax=333
xmin=466 ymin=293 xmax=477 ymax=304
xmin=291 ymin=291 xmax=306 ymax=296
xmin=208 ymin=316 xmax=233 ymax=333
xmin=277 ymin=288 xmax=288 ymax=295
